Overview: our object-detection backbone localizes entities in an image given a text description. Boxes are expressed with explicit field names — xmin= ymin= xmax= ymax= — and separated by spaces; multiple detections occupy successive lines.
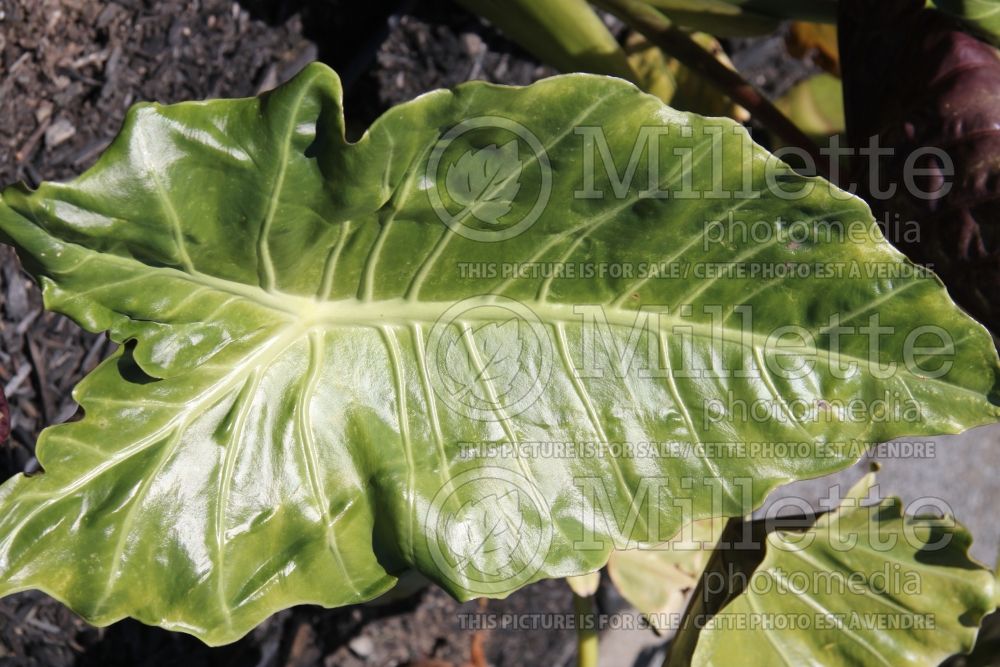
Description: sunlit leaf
xmin=774 ymin=73 xmax=845 ymax=142
xmin=0 ymin=64 xmax=997 ymax=645
xmin=668 ymin=474 xmax=997 ymax=666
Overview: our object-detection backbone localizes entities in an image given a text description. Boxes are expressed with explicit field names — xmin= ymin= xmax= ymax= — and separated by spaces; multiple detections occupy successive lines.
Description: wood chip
xmin=44 ymin=118 xmax=76 ymax=148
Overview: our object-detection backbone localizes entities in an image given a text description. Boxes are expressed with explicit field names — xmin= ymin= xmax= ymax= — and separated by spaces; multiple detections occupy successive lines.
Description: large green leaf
xmin=668 ymin=474 xmax=997 ymax=666
xmin=0 ymin=63 xmax=997 ymax=645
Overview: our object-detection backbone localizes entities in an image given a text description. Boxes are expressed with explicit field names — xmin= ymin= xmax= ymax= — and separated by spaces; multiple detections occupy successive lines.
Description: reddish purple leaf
xmin=840 ymin=0 xmax=1000 ymax=334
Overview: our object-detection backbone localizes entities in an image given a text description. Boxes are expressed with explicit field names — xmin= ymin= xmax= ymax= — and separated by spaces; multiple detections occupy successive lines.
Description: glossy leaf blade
xmin=671 ymin=475 xmax=997 ymax=666
xmin=0 ymin=64 xmax=997 ymax=644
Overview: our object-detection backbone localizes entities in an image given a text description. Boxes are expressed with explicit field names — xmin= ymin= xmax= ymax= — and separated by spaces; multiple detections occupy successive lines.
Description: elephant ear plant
xmin=0 ymin=63 xmax=997 ymax=659
xmin=665 ymin=471 xmax=995 ymax=666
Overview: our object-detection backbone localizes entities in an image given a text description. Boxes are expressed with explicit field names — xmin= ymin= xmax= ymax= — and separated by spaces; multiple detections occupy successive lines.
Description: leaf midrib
xmin=56 ymin=245 xmax=988 ymax=413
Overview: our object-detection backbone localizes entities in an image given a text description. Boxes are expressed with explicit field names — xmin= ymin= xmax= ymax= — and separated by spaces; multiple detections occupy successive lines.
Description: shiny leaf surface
xmin=0 ymin=64 xmax=998 ymax=644
xmin=669 ymin=474 xmax=997 ymax=666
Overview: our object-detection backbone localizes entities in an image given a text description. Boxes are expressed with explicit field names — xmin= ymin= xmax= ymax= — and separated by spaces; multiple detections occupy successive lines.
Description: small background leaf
xmin=668 ymin=475 xmax=997 ymax=667
xmin=566 ymin=571 xmax=601 ymax=597
xmin=607 ymin=518 xmax=724 ymax=631
xmin=624 ymin=32 xmax=749 ymax=121
xmin=934 ymin=0 xmax=1000 ymax=44
xmin=774 ymin=73 xmax=845 ymax=142
xmin=453 ymin=0 xmax=640 ymax=81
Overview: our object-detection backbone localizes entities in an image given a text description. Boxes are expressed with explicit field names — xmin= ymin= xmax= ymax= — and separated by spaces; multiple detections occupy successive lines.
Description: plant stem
xmin=593 ymin=0 xmax=830 ymax=179
xmin=573 ymin=590 xmax=599 ymax=667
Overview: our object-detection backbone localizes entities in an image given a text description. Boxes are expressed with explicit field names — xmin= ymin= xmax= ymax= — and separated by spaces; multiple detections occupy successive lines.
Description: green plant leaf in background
xmin=0 ymin=63 xmax=998 ymax=644
xmin=636 ymin=0 xmax=780 ymax=36
xmin=567 ymin=570 xmax=602 ymax=598
xmin=934 ymin=0 xmax=1000 ymax=43
xmin=607 ymin=517 xmax=725 ymax=632
xmin=667 ymin=474 xmax=997 ymax=666
xmin=626 ymin=31 xmax=750 ymax=120
xmin=774 ymin=73 xmax=845 ymax=143
xmin=453 ymin=0 xmax=640 ymax=82
xmin=639 ymin=0 xmax=838 ymax=32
